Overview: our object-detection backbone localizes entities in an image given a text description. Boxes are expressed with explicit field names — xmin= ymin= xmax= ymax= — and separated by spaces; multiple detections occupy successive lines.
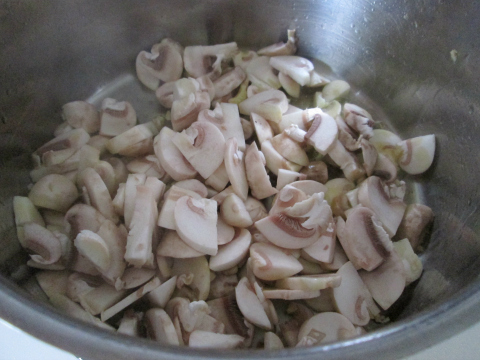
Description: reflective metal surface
xmin=1 ymin=1 xmax=480 ymax=359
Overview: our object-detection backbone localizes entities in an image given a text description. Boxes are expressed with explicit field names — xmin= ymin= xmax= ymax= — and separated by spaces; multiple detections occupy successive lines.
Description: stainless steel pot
xmin=1 ymin=1 xmax=480 ymax=359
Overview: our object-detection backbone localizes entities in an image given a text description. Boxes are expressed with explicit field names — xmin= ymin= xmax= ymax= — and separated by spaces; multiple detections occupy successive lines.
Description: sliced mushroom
xmin=172 ymin=121 xmax=226 ymax=179
xmin=369 ymin=129 xmax=403 ymax=163
xmin=271 ymin=133 xmax=309 ymax=166
xmin=65 ymin=204 xmax=107 ymax=238
xmin=392 ymin=238 xmax=423 ymax=284
xmin=264 ymin=332 xmax=285 ymax=350
xmin=283 ymin=192 xmax=332 ymax=231
xmin=302 ymin=221 xmax=336 ymax=263
xmin=343 ymin=103 xmax=375 ymax=139
xmin=233 ymin=50 xmax=258 ymax=70
xmin=276 ymin=273 xmax=341 ymax=291
xmin=224 ymin=138 xmax=249 ymax=201
xmin=360 ymin=138 xmax=378 ymax=176
xmin=145 ymin=308 xmax=180 ymax=345
xmin=220 ymin=193 xmax=253 ymax=228
xmin=244 ymin=197 xmax=269 ymax=223
xmin=117 ymin=311 xmax=142 ymax=337
xmin=279 ymin=72 xmax=301 ymax=98
xmin=171 ymin=91 xmax=211 ymax=132
xmin=304 ymin=113 xmax=338 ymax=155
xmin=154 ymin=126 xmax=197 ymax=181
xmin=372 ymin=153 xmax=398 ymax=183
xmin=28 ymin=174 xmax=78 ymax=213
xmin=99 ymin=98 xmax=137 ymax=137
xmin=278 ymin=107 xmax=323 ymax=133
xmin=327 ymin=140 xmax=366 ymax=182
xmin=96 ymin=220 xmax=127 ymax=285
xmin=297 ymin=312 xmax=357 ymax=346
xmin=213 ymin=66 xmax=247 ymax=99
xmin=322 ymin=80 xmax=351 ymax=102
xmin=13 ymin=196 xmax=45 ymax=245
xmin=398 ymin=134 xmax=436 ymax=175
xmin=205 ymin=161 xmax=230 ymax=192
xmin=171 ymin=257 xmax=211 ymax=301
xmin=258 ymin=29 xmax=297 ymax=56
xmin=251 ymin=113 xmax=274 ymax=145
xmin=276 ymin=169 xmax=307 ymax=191
xmin=244 ymin=142 xmax=278 ymax=199
xmin=155 ymin=81 xmax=176 ymax=108
xmin=269 ymin=56 xmax=314 ymax=86
xmin=156 ymin=230 xmax=204 ymax=258
xmin=238 ymin=90 xmax=289 ymax=123
xmin=235 ymin=277 xmax=271 ymax=330
xmin=188 ymin=330 xmax=244 ymax=349
xmin=126 ymin=155 xmax=167 ymax=181
xmin=245 ymin=56 xmax=281 ymax=90
xmin=62 ymin=101 xmax=100 ymax=134
xmin=183 ymin=42 xmax=238 ymax=79
xmin=210 ymin=229 xmax=252 ymax=272
xmin=263 ymin=289 xmax=320 ymax=300
xmin=74 ymin=230 xmax=110 ymax=272
xmin=269 ymin=184 xmax=308 ymax=215
xmin=261 ymin=140 xmax=302 ymax=175
xmin=146 ymin=276 xmax=178 ymax=308
xmin=358 ymin=176 xmax=407 ymax=237
xmin=23 ymin=223 xmax=63 ymax=265
xmin=249 ymin=242 xmax=303 ymax=281
xmin=35 ymin=128 xmax=90 ymax=158
xmin=106 ymin=122 xmax=157 ymax=157
xmin=210 ymin=186 xmax=236 ymax=205
xmin=395 ymin=203 xmax=434 ymax=250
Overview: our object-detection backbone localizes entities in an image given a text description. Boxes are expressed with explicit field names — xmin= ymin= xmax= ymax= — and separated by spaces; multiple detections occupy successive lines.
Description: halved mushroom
xmin=398 ymin=134 xmax=436 ymax=175
xmin=156 ymin=230 xmax=204 ymax=258
xmin=209 ymin=229 xmax=252 ymax=272
xmin=258 ymin=29 xmax=297 ymax=56
xmin=224 ymin=138 xmax=249 ymax=201
xmin=235 ymin=277 xmax=271 ymax=330
xmin=154 ymin=126 xmax=197 ymax=181
xmin=271 ymin=133 xmax=309 ymax=166
xmin=28 ymin=174 xmax=78 ymax=213
xmin=359 ymin=250 xmax=406 ymax=310
xmin=183 ymin=42 xmax=238 ymax=78
xmin=220 ymin=193 xmax=253 ymax=228
xmin=244 ymin=142 xmax=278 ymax=199
xmin=213 ymin=66 xmax=247 ymax=99
xmin=136 ymin=38 xmax=184 ymax=90
xmin=62 ymin=101 xmax=100 ymax=134
xmin=99 ymin=98 xmax=137 ymax=137
xmin=322 ymin=80 xmax=351 ymax=102
xmin=238 ymin=90 xmax=289 ymax=123
xmin=172 ymin=121 xmax=226 ymax=179
xmin=245 ymin=56 xmax=281 ymax=90
xmin=189 ymin=330 xmax=244 ymax=349
xmin=395 ymin=203 xmax=434 ymax=250
xmin=174 ymin=196 xmax=218 ymax=256
xmin=145 ymin=308 xmax=180 ymax=345
xmin=297 ymin=312 xmax=357 ymax=346
xmin=171 ymin=91 xmax=211 ymax=132
xmin=23 ymin=223 xmax=63 ymax=265
xmin=343 ymin=103 xmax=374 ymax=139
xmin=261 ymin=140 xmax=302 ymax=175
xmin=304 ymin=113 xmax=338 ymax=155
xmin=269 ymin=56 xmax=314 ymax=86
xmin=358 ymin=176 xmax=407 ymax=237
xmin=249 ymin=242 xmax=303 ymax=281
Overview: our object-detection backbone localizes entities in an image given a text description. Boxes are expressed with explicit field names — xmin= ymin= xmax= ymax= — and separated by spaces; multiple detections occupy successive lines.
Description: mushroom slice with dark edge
xmin=145 ymin=308 xmax=180 ymax=345
xmin=249 ymin=242 xmax=303 ymax=281
xmin=174 ymin=196 xmax=218 ymax=256
xmin=269 ymin=56 xmax=314 ymax=86
xmin=358 ymin=175 xmax=407 ymax=237
xmin=154 ymin=126 xmax=197 ymax=181
xmin=62 ymin=101 xmax=100 ymax=134
xmin=220 ymin=193 xmax=253 ymax=228
xmin=360 ymin=138 xmax=378 ymax=176
xmin=172 ymin=121 xmax=226 ymax=179
xmin=339 ymin=207 xmax=393 ymax=271
xmin=297 ymin=312 xmax=357 ymax=346
xmin=188 ymin=330 xmax=244 ymax=349
xmin=275 ymin=273 xmax=341 ymax=291
xmin=372 ymin=153 xmax=398 ymax=183
xmin=235 ymin=277 xmax=272 ymax=330
xmin=395 ymin=203 xmax=434 ymax=250
xmin=238 ymin=90 xmax=289 ymax=123
xmin=183 ymin=42 xmax=238 ymax=78
xmin=244 ymin=142 xmax=278 ymax=199
xmin=136 ymin=38 xmax=184 ymax=90
xmin=327 ymin=140 xmax=366 ymax=183
xmin=397 ymin=134 xmax=436 ymax=175
xmin=209 ymin=229 xmax=252 ymax=272
xmin=359 ymin=250 xmax=406 ymax=310
xmin=304 ymin=113 xmax=339 ymax=155
xmin=283 ymin=192 xmax=332 ymax=231
xmin=23 ymin=223 xmax=63 ymax=265
xmin=99 ymin=98 xmax=137 ymax=137
xmin=224 ymin=138 xmax=249 ymax=201
xmin=332 ymin=261 xmax=375 ymax=326
xmin=343 ymin=103 xmax=375 ymax=139
xmin=258 ymin=29 xmax=297 ymax=56
xmin=156 ymin=230 xmax=204 ymax=258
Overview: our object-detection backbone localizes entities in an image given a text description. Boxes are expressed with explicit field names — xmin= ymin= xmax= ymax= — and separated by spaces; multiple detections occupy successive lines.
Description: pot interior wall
xmin=1 ymin=0 xmax=480 ymax=354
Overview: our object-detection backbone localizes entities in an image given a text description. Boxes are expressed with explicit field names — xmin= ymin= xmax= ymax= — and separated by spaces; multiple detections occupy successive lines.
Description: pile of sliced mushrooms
xmin=13 ymin=30 xmax=436 ymax=349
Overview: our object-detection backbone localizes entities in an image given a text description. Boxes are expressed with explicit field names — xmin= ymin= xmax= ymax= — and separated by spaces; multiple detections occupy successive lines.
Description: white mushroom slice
xmin=233 ymin=50 xmax=258 ymax=70
xmin=308 ymin=71 xmax=330 ymax=88
xmin=238 ymin=90 xmax=288 ymax=123
xmin=251 ymin=113 xmax=274 ymax=145
xmin=297 ymin=312 xmax=357 ymax=346
xmin=224 ymin=138 xmax=249 ymax=201
xmin=173 ymin=77 xmax=200 ymax=101
xmin=304 ymin=113 xmax=338 ymax=155
xmin=146 ymin=276 xmax=178 ymax=308
xmin=23 ymin=223 xmax=62 ymax=265
xmin=155 ymin=81 xmax=176 ymax=108
xmin=276 ymin=169 xmax=307 ymax=191
xmin=171 ymin=91 xmax=211 ymax=132
xmin=216 ymin=215 xmax=235 ymax=245
xmin=244 ymin=197 xmax=268 ymax=223
xmin=136 ymin=39 xmax=183 ymax=90
xmin=244 ymin=142 xmax=278 ymax=200
xmin=197 ymin=75 xmax=216 ymax=101
xmin=220 ymin=193 xmax=253 ymax=228
xmin=99 ymin=99 xmax=137 ymax=137
xmin=213 ymin=66 xmax=247 ymax=99
xmin=81 ymin=167 xmax=118 ymax=223
xmin=369 ymin=129 xmax=403 ymax=163
xmin=53 ymin=122 xmax=74 ymax=137
xmin=327 ymin=140 xmax=366 ymax=182
xmin=106 ymin=123 xmax=156 ymax=157
xmin=209 ymin=273 xmax=238 ymax=299
xmin=77 ymin=283 xmax=128 ymax=315
xmin=322 ymin=80 xmax=351 ymax=102
xmin=171 ymin=257 xmax=210 ymax=301
xmin=284 ymin=124 xmax=307 ymax=143
xmin=172 ymin=121 xmax=226 ymax=179
xmin=174 ymin=179 xmax=208 ymax=198
xmin=249 ymin=242 xmax=303 ymax=281
xmin=125 ymin=185 xmax=157 ymax=267
xmin=245 ymin=56 xmax=281 ymax=89
xmin=35 ymin=128 xmax=90 ymax=158
xmin=117 ymin=311 xmax=142 ymax=336
xmin=359 ymin=251 xmax=406 ymax=310
xmin=184 ymin=42 xmax=238 ymax=78
xmin=271 ymin=133 xmax=309 ymax=166
xmin=205 ymin=162 xmax=230 ymax=192
xmin=276 ymin=274 xmax=341 ymax=291
xmin=122 ymin=173 xmax=147 ymax=228
xmin=332 ymin=261 xmax=375 ymax=326
xmin=302 ymin=222 xmax=336 ymax=263
xmin=395 ymin=203 xmax=434 ymax=250
xmin=145 ymin=308 xmax=180 ymax=345
xmin=65 ymin=203 xmax=107 ymax=237
xmin=258 ymin=29 xmax=297 ymax=56
xmin=62 ymin=101 xmax=100 ymax=134
xmin=269 ymin=56 xmax=314 ymax=86
xmin=324 ymin=178 xmax=355 ymax=205
xmin=360 ymin=138 xmax=378 ymax=176
xmin=398 ymin=134 xmax=436 ymax=174
xmin=156 ymin=230 xmax=204 ymax=258
xmin=358 ymin=176 xmax=407 ymax=237
xmin=74 ymin=230 xmax=110 ymax=271
xmin=269 ymin=184 xmax=308 ymax=215
xmin=278 ymin=107 xmax=323 ymax=132
xmin=372 ymin=153 xmax=398 ymax=183
xmin=28 ymin=174 xmax=78 ymax=212
xmin=261 ymin=140 xmax=302 ymax=175
xmin=283 ymin=192 xmax=332 ymax=231
xmin=96 ymin=220 xmax=127 ymax=285
xmin=235 ymin=277 xmax=271 ymax=330
xmin=210 ymin=229 xmax=252 ymax=272
xmin=210 ymin=186 xmax=236 ymax=205
xmin=278 ymin=72 xmax=301 ymax=98
xmin=118 ymin=267 xmax=156 ymax=290
xmin=126 ymin=156 xmax=166 ymax=180
xmin=189 ymin=330 xmax=244 ymax=349
xmin=174 ymin=196 xmax=218 ymax=256
xmin=263 ymin=289 xmax=320 ymax=300
xmin=343 ymin=103 xmax=375 ymax=138
xmin=393 ymin=238 xmax=423 ymax=284
xmin=340 ymin=207 xmax=393 ymax=271
xmin=13 ymin=196 xmax=45 ymax=245
xmin=154 ymin=126 xmax=197 ymax=181
xmin=264 ymin=332 xmax=284 ymax=350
